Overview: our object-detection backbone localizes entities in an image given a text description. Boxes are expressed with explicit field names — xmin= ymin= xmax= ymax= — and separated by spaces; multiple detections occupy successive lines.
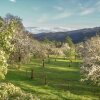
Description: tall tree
xmin=65 ymin=36 xmax=74 ymax=48
xmin=65 ymin=36 xmax=76 ymax=60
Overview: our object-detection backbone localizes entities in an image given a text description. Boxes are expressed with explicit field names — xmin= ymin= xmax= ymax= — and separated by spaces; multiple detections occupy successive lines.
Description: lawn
xmin=2 ymin=58 xmax=100 ymax=100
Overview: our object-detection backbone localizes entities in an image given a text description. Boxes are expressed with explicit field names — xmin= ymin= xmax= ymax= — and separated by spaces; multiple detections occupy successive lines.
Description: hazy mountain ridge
xmin=27 ymin=27 xmax=100 ymax=43
xmin=26 ymin=27 xmax=74 ymax=34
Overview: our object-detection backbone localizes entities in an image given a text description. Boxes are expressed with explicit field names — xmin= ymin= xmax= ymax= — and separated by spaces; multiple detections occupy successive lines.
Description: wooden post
xmin=17 ymin=56 xmax=21 ymax=69
xmin=42 ymin=59 xmax=45 ymax=67
xmin=44 ymin=74 xmax=47 ymax=85
xmin=75 ymin=54 xmax=77 ymax=60
xmin=31 ymin=69 xmax=34 ymax=79
xmin=18 ymin=48 xmax=21 ymax=69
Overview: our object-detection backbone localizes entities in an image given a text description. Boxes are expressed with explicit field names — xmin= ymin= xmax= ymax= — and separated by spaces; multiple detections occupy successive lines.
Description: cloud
xmin=53 ymin=12 xmax=72 ymax=20
xmin=37 ymin=14 xmax=48 ymax=23
xmin=54 ymin=6 xmax=64 ymax=11
xmin=9 ymin=0 xmax=16 ymax=3
xmin=36 ymin=12 xmax=72 ymax=24
xmin=79 ymin=0 xmax=100 ymax=16
xmin=80 ymin=8 xmax=95 ymax=15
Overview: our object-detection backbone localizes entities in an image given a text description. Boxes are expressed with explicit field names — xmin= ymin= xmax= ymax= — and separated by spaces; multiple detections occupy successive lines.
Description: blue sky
xmin=0 ymin=0 xmax=100 ymax=29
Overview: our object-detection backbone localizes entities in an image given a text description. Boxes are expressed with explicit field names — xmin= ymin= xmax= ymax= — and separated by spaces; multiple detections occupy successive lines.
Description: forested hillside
xmin=33 ymin=27 xmax=100 ymax=43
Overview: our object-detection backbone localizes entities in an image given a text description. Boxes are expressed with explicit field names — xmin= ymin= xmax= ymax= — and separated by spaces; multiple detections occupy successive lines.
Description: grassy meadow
xmin=2 ymin=57 xmax=100 ymax=100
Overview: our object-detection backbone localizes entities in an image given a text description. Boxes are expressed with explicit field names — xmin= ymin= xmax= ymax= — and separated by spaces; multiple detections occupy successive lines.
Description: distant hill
xmin=30 ymin=27 xmax=100 ymax=43
xmin=26 ymin=26 xmax=73 ymax=34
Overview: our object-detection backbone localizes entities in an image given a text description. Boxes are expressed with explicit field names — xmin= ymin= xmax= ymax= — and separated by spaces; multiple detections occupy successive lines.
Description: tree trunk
xmin=69 ymin=60 xmax=72 ymax=67
xmin=48 ymin=55 xmax=50 ymax=63
xmin=34 ymin=54 xmax=36 ymax=58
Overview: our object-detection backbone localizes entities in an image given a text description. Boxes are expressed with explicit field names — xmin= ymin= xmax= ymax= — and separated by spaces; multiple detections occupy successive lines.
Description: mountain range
xmin=26 ymin=26 xmax=100 ymax=43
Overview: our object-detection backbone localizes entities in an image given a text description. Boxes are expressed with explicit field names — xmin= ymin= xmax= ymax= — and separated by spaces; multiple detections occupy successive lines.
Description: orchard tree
xmin=61 ymin=43 xmax=70 ymax=59
xmin=81 ymin=35 xmax=100 ymax=85
xmin=51 ymin=47 xmax=64 ymax=61
xmin=65 ymin=36 xmax=76 ymax=60
xmin=44 ymin=42 xmax=56 ymax=63
xmin=65 ymin=36 xmax=74 ymax=48
xmin=0 ymin=17 xmax=16 ymax=79
xmin=5 ymin=14 xmax=34 ymax=68
xmin=0 ymin=15 xmax=38 ymax=99
xmin=36 ymin=43 xmax=48 ymax=67
xmin=76 ymin=42 xmax=84 ymax=59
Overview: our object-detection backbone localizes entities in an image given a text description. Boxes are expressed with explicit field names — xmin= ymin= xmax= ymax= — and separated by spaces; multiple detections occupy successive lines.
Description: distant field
xmin=2 ymin=58 xmax=100 ymax=100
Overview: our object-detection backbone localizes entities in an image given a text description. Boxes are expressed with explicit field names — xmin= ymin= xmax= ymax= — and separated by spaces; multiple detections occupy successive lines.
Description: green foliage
xmin=65 ymin=36 xmax=74 ymax=48
xmin=43 ymin=37 xmax=50 ymax=43
xmin=80 ymin=36 xmax=100 ymax=86
xmin=0 ymin=15 xmax=38 ymax=99
xmin=64 ymin=36 xmax=77 ymax=60
xmin=5 ymin=14 xmax=32 ymax=67
xmin=0 ymin=83 xmax=38 ymax=100
xmin=0 ymin=17 xmax=16 ymax=79
xmin=0 ymin=17 xmax=4 ymax=27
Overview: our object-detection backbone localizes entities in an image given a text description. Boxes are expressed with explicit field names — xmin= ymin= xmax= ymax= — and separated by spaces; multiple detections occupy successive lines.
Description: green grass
xmin=2 ymin=58 xmax=100 ymax=100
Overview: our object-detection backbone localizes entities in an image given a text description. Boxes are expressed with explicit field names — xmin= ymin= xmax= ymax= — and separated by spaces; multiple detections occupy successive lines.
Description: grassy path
xmin=2 ymin=58 xmax=100 ymax=100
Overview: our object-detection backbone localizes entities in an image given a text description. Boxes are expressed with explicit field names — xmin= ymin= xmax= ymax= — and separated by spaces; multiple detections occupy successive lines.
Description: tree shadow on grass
xmin=5 ymin=66 xmax=99 ymax=99
xmin=2 ymin=59 xmax=100 ymax=100
xmin=45 ymin=60 xmax=81 ymax=70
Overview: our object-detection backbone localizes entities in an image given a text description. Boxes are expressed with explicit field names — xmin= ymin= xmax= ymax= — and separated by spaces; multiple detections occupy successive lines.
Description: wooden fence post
xmin=44 ymin=74 xmax=47 ymax=85
xmin=31 ymin=69 xmax=34 ymax=79
xmin=42 ymin=59 xmax=45 ymax=68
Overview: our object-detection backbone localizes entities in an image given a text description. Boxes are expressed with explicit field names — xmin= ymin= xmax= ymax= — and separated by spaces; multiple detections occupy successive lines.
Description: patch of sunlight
xmin=49 ymin=66 xmax=78 ymax=72
xmin=60 ymin=91 xmax=98 ymax=100
xmin=19 ymin=82 xmax=57 ymax=95
xmin=58 ymin=59 xmax=82 ymax=62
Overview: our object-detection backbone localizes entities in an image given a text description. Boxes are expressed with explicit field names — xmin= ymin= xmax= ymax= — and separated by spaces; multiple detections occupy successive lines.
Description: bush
xmin=0 ymin=83 xmax=39 ymax=100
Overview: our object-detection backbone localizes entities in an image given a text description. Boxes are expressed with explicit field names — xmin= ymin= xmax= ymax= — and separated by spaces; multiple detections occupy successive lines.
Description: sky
xmin=0 ymin=0 xmax=100 ymax=29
